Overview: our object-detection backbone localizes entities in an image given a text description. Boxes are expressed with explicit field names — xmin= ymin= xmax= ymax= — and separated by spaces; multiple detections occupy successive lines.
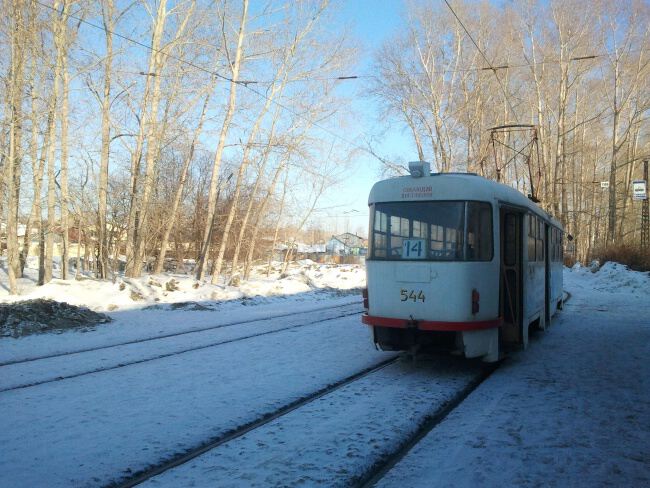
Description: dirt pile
xmin=0 ymin=299 xmax=111 ymax=338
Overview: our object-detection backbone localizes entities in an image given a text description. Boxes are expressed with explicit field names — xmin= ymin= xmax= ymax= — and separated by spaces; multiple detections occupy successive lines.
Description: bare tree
xmin=601 ymin=1 xmax=650 ymax=243
xmin=4 ymin=0 xmax=28 ymax=293
xmin=96 ymin=0 xmax=115 ymax=279
xmin=154 ymin=74 xmax=216 ymax=274
xmin=195 ymin=0 xmax=248 ymax=282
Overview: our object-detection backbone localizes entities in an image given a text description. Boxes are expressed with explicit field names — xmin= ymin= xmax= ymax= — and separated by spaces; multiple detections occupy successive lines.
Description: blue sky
xmin=313 ymin=0 xmax=415 ymax=237
xmin=67 ymin=0 xmax=414 ymax=239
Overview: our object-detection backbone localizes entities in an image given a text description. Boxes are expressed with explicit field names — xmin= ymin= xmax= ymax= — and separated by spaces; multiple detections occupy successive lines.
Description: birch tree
xmin=195 ymin=0 xmax=248 ymax=281
xmin=124 ymin=0 xmax=197 ymax=277
xmin=4 ymin=0 xmax=28 ymax=293
xmin=601 ymin=1 xmax=650 ymax=243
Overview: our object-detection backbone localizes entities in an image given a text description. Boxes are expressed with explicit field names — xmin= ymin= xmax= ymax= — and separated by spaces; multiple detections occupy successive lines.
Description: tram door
xmin=544 ymin=224 xmax=551 ymax=324
xmin=500 ymin=209 xmax=523 ymax=344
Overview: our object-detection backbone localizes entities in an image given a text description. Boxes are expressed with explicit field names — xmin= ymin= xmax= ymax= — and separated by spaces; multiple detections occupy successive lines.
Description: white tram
xmin=362 ymin=162 xmax=564 ymax=362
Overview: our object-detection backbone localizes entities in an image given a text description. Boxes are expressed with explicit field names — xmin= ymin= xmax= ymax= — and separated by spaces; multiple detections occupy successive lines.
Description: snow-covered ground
xmin=377 ymin=262 xmax=650 ymax=487
xmin=0 ymin=312 xmax=387 ymax=487
xmin=1 ymin=261 xmax=649 ymax=487
xmin=143 ymin=357 xmax=483 ymax=487
xmin=0 ymin=258 xmax=364 ymax=362
xmin=0 ymin=257 xmax=364 ymax=312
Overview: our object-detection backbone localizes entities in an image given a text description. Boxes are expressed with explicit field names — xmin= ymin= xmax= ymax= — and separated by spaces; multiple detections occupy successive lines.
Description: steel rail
xmin=0 ymin=300 xmax=360 ymax=367
xmin=354 ymin=361 xmax=499 ymax=488
xmin=355 ymin=289 xmax=573 ymax=487
xmin=107 ymin=356 xmax=401 ymax=488
xmin=0 ymin=308 xmax=362 ymax=394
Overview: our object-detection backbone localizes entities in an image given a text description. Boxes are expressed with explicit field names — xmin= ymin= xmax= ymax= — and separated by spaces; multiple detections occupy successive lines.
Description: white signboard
xmin=402 ymin=239 xmax=426 ymax=259
xmin=633 ymin=180 xmax=647 ymax=200
xmin=600 ymin=181 xmax=609 ymax=189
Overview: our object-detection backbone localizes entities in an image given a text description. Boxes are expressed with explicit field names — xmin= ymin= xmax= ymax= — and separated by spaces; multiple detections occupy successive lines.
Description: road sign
xmin=633 ymin=180 xmax=647 ymax=200
xmin=600 ymin=181 xmax=609 ymax=189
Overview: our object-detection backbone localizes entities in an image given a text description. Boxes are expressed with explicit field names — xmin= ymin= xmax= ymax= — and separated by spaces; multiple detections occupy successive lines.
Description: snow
xmin=1 ymin=260 xmax=649 ymax=487
xmin=143 ymin=358 xmax=483 ymax=487
xmin=0 ymin=258 xmax=365 ymax=313
xmin=0 ymin=313 xmax=386 ymax=487
xmin=376 ymin=263 xmax=650 ymax=487
xmin=0 ymin=304 xmax=361 ymax=391
xmin=0 ymin=259 xmax=364 ymax=363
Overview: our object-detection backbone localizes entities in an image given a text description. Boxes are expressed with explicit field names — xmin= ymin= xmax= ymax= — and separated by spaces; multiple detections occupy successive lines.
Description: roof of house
xmin=329 ymin=232 xmax=367 ymax=248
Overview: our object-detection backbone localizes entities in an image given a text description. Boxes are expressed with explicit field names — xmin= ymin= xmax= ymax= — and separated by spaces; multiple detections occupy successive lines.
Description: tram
xmin=361 ymin=161 xmax=564 ymax=362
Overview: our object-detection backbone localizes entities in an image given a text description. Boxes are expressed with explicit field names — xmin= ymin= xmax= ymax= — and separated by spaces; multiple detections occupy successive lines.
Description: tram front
xmin=362 ymin=163 xmax=501 ymax=362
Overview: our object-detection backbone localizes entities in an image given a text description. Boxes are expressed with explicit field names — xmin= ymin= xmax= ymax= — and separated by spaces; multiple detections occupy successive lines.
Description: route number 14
xmin=402 ymin=239 xmax=426 ymax=259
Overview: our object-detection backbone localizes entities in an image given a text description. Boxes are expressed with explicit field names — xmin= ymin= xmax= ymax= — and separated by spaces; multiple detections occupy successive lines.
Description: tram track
xmin=354 ymin=291 xmax=571 ymax=487
xmin=107 ymin=356 xmax=401 ymax=488
xmin=0 ymin=306 xmax=362 ymax=393
xmin=354 ymin=361 xmax=499 ymax=488
xmin=0 ymin=300 xmax=360 ymax=367
xmin=118 ymin=354 xmax=492 ymax=487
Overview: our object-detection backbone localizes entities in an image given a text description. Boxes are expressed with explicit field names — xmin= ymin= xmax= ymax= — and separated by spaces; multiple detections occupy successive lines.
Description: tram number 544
xmin=400 ymin=289 xmax=425 ymax=302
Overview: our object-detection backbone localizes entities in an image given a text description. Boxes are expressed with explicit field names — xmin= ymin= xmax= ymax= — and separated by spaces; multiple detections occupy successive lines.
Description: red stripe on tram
xmin=361 ymin=314 xmax=502 ymax=331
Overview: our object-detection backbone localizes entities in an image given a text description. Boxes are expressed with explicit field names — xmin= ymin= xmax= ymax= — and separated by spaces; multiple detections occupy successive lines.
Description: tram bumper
xmin=361 ymin=313 xmax=502 ymax=331
xmin=362 ymin=314 xmax=501 ymax=362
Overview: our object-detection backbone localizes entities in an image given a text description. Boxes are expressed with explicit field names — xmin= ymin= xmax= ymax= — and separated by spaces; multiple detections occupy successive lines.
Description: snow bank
xmin=0 ymin=259 xmax=365 ymax=313
xmin=566 ymin=260 xmax=650 ymax=298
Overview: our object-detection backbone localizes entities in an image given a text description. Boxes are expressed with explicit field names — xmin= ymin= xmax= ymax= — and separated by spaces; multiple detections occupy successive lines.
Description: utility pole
xmin=641 ymin=160 xmax=649 ymax=250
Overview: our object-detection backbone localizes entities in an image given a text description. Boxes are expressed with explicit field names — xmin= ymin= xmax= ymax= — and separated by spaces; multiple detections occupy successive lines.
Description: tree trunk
xmin=23 ymin=28 xmax=45 ymax=277
xmin=98 ymin=0 xmax=114 ymax=279
xmin=266 ymin=170 xmax=289 ymax=277
xmin=196 ymin=0 xmax=248 ymax=281
xmin=60 ymin=26 xmax=71 ymax=280
xmin=44 ymin=0 xmax=67 ymax=284
xmin=244 ymin=161 xmax=287 ymax=280
xmin=607 ymin=64 xmax=620 ymax=245
xmin=6 ymin=0 xmax=27 ymax=294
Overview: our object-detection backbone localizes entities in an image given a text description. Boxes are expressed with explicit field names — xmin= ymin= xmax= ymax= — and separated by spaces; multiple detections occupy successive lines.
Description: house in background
xmin=326 ymin=232 xmax=367 ymax=256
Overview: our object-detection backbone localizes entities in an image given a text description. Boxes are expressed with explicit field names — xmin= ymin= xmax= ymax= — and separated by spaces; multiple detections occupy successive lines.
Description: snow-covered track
xmin=0 ymin=312 xmax=393 ymax=487
xmin=0 ymin=301 xmax=360 ymax=367
xmin=355 ymin=361 xmax=498 ymax=488
xmin=0 ymin=305 xmax=361 ymax=393
xmin=108 ymin=356 xmax=401 ymax=488
xmin=132 ymin=355 xmax=492 ymax=487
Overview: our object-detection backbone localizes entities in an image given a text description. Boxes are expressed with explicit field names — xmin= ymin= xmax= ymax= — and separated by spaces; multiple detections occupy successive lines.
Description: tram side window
xmin=545 ymin=227 xmax=565 ymax=262
xmin=527 ymin=214 xmax=537 ymax=262
xmin=552 ymin=228 xmax=562 ymax=262
xmin=466 ymin=202 xmax=493 ymax=260
xmin=537 ymin=219 xmax=545 ymax=261
xmin=412 ymin=219 xmax=426 ymax=238
xmin=431 ymin=224 xmax=444 ymax=251
xmin=504 ymin=213 xmax=517 ymax=266
xmin=429 ymin=204 xmax=464 ymax=259
xmin=550 ymin=228 xmax=556 ymax=261
xmin=430 ymin=224 xmax=462 ymax=259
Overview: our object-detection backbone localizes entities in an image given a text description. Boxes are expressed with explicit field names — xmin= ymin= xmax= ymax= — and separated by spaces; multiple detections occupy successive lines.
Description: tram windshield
xmin=369 ymin=201 xmax=492 ymax=261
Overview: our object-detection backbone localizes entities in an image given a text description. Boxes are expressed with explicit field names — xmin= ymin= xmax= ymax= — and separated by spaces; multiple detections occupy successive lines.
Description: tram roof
xmin=368 ymin=173 xmax=562 ymax=228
